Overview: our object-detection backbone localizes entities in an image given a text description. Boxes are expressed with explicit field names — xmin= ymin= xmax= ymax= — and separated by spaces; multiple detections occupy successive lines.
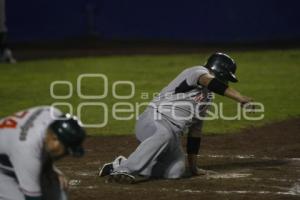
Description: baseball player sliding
xmin=99 ymin=52 xmax=254 ymax=183
xmin=0 ymin=106 xmax=86 ymax=200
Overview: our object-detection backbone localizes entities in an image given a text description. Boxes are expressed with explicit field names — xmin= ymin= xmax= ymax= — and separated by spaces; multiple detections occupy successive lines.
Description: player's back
xmin=149 ymin=66 xmax=212 ymax=129
xmin=158 ymin=66 xmax=208 ymax=98
xmin=0 ymin=106 xmax=62 ymax=195
xmin=0 ymin=106 xmax=62 ymax=164
xmin=151 ymin=65 xmax=211 ymax=106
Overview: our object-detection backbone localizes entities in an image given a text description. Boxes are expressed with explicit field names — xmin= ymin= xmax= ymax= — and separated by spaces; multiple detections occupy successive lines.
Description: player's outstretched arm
xmin=224 ymin=87 xmax=253 ymax=106
xmin=198 ymin=74 xmax=253 ymax=106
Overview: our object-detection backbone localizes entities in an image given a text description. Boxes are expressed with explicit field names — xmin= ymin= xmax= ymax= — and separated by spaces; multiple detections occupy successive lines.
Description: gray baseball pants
xmin=115 ymin=107 xmax=185 ymax=179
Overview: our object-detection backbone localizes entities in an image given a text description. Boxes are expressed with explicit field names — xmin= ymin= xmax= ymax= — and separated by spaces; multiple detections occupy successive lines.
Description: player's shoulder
xmin=25 ymin=105 xmax=63 ymax=118
xmin=183 ymin=65 xmax=209 ymax=76
xmin=26 ymin=105 xmax=59 ymax=113
xmin=186 ymin=65 xmax=208 ymax=72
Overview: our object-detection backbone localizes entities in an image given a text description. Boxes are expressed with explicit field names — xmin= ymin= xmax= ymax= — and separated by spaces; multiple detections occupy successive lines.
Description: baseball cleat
xmin=99 ymin=155 xmax=127 ymax=177
xmin=108 ymin=171 xmax=136 ymax=184
xmin=112 ymin=155 xmax=127 ymax=169
xmin=99 ymin=162 xmax=113 ymax=177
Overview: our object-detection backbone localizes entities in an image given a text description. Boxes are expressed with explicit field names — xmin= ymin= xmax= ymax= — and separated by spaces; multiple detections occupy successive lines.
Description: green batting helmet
xmin=49 ymin=115 xmax=86 ymax=157
xmin=205 ymin=52 xmax=238 ymax=84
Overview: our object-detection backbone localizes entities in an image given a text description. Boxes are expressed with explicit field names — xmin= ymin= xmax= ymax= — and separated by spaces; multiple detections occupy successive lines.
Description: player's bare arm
xmin=198 ymin=73 xmax=253 ymax=106
xmin=186 ymin=125 xmax=203 ymax=176
xmin=53 ymin=165 xmax=69 ymax=190
xmin=186 ymin=122 xmax=216 ymax=176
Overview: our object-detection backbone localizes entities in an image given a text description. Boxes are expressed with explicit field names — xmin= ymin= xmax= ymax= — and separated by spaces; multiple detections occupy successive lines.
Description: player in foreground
xmin=0 ymin=106 xmax=86 ymax=200
xmin=99 ymin=52 xmax=254 ymax=183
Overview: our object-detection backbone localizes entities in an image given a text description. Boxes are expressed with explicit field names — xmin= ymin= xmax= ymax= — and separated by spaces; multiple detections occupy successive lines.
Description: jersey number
xmin=0 ymin=111 xmax=28 ymax=129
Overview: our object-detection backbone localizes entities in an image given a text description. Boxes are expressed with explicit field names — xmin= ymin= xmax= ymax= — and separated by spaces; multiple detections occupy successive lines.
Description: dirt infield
xmin=57 ymin=118 xmax=300 ymax=200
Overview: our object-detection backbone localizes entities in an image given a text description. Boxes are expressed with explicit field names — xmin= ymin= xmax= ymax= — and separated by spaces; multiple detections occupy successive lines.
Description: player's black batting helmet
xmin=204 ymin=52 xmax=238 ymax=84
xmin=49 ymin=115 xmax=86 ymax=157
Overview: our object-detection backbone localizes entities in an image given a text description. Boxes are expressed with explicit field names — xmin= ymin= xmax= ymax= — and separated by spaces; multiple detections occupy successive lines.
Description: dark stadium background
xmin=6 ymin=0 xmax=300 ymax=45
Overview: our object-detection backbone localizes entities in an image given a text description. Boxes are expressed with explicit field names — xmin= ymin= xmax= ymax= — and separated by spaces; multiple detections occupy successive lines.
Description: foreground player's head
xmin=45 ymin=115 xmax=86 ymax=159
xmin=204 ymin=52 xmax=238 ymax=84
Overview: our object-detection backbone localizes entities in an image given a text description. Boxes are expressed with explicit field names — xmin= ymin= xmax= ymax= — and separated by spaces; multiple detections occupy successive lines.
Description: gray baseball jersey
xmin=0 ymin=106 xmax=62 ymax=198
xmin=151 ymin=66 xmax=213 ymax=131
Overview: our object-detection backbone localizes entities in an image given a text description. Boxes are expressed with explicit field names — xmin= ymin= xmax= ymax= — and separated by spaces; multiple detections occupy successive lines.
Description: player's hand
xmin=240 ymin=96 xmax=256 ymax=112
xmin=240 ymin=95 xmax=252 ymax=105
xmin=189 ymin=166 xmax=216 ymax=176
xmin=58 ymin=174 xmax=69 ymax=191
xmin=190 ymin=166 xmax=206 ymax=176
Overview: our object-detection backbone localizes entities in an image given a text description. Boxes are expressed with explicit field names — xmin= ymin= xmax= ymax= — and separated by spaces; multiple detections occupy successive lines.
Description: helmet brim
xmin=228 ymin=72 xmax=238 ymax=83
xmin=68 ymin=146 xmax=85 ymax=157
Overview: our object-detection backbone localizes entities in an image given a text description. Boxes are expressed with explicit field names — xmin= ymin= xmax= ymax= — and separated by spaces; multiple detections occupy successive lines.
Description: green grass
xmin=0 ymin=49 xmax=300 ymax=135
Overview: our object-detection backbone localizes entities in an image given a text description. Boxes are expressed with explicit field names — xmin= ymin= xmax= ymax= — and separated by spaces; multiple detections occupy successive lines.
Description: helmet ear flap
xmin=211 ymin=68 xmax=228 ymax=84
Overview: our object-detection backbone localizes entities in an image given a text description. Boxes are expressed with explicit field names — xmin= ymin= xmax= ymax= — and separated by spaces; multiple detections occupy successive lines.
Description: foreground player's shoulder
xmin=34 ymin=105 xmax=62 ymax=115
xmin=185 ymin=66 xmax=210 ymax=86
xmin=189 ymin=65 xmax=209 ymax=73
xmin=24 ymin=106 xmax=63 ymax=122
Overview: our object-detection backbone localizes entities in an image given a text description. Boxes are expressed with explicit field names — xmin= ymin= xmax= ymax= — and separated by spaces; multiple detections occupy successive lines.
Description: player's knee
xmin=159 ymin=132 xmax=173 ymax=145
xmin=164 ymin=160 xmax=185 ymax=179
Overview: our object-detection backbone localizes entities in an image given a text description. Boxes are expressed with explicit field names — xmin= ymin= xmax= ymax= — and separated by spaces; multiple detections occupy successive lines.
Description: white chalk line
xmin=191 ymin=173 xmax=299 ymax=184
xmin=71 ymin=184 xmax=300 ymax=196
xmin=196 ymin=154 xmax=300 ymax=161
xmin=120 ymin=184 xmax=300 ymax=196
xmin=252 ymin=178 xmax=300 ymax=183
xmin=190 ymin=172 xmax=252 ymax=180
xmin=159 ymin=183 xmax=300 ymax=196
xmin=69 ymin=175 xmax=300 ymax=196
xmin=197 ymin=154 xmax=255 ymax=159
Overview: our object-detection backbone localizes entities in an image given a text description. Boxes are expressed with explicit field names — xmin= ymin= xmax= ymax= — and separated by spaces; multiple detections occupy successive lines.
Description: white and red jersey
xmin=0 ymin=106 xmax=62 ymax=197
